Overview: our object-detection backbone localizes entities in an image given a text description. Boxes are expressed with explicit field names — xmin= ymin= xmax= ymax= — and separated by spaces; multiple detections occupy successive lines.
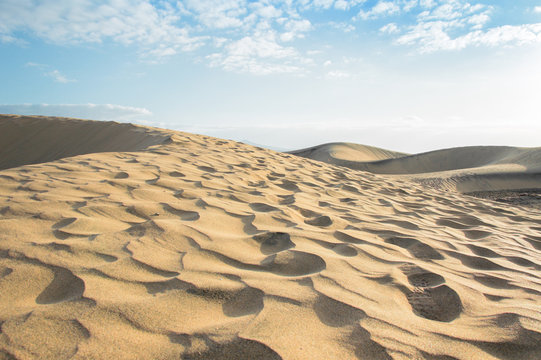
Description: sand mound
xmin=0 ymin=114 xmax=170 ymax=170
xmin=290 ymin=142 xmax=407 ymax=163
xmin=1 ymin=116 xmax=541 ymax=359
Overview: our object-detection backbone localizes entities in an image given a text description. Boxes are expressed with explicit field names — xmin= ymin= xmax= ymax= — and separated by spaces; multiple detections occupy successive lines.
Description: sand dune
xmin=289 ymin=142 xmax=408 ymax=163
xmin=292 ymin=143 xmax=541 ymax=194
xmin=1 ymin=115 xmax=541 ymax=359
xmin=0 ymin=115 xmax=170 ymax=170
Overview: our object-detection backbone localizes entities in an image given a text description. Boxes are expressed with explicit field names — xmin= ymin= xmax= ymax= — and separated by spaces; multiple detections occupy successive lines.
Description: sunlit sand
xmin=1 ymin=115 xmax=540 ymax=359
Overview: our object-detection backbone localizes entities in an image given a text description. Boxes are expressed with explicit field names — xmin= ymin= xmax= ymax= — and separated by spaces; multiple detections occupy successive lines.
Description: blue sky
xmin=1 ymin=0 xmax=540 ymax=152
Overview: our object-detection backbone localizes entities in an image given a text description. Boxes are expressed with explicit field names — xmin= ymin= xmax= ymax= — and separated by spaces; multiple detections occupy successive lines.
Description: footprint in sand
xmin=36 ymin=267 xmax=85 ymax=304
xmin=524 ymin=235 xmax=541 ymax=250
xmin=169 ymin=171 xmax=185 ymax=177
xmin=400 ymin=265 xmax=461 ymax=322
xmin=114 ymin=171 xmax=129 ymax=179
xmin=261 ymin=250 xmax=326 ymax=277
xmin=311 ymin=238 xmax=358 ymax=257
xmin=446 ymin=251 xmax=504 ymax=271
xmin=253 ymin=232 xmax=295 ymax=255
xmin=385 ymin=236 xmax=443 ymax=260
xmin=182 ymin=337 xmax=282 ymax=360
xmin=435 ymin=218 xmax=471 ymax=230
xmin=197 ymin=165 xmax=216 ymax=173
xmin=161 ymin=203 xmax=200 ymax=221
xmin=331 ymin=243 xmax=358 ymax=257
xmin=334 ymin=231 xmax=366 ymax=245
xmin=304 ymin=215 xmax=333 ymax=227
xmin=222 ymin=287 xmax=265 ymax=317
xmin=276 ymin=180 xmax=300 ymax=192
xmin=249 ymin=203 xmax=279 ymax=213
xmin=466 ymin=244 xmax=499 ymax=258
xmin=463 ymin=229 xmax=492 ymax=240
xmin=382 ymin=219 xmax=420 ymax=231
xmin=278 ymin=194 xmax=295 ymax=205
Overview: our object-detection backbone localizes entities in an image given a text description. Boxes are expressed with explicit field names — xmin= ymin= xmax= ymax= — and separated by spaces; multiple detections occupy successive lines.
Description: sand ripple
xmin=0 ymin=116 xmax=540 ymax=359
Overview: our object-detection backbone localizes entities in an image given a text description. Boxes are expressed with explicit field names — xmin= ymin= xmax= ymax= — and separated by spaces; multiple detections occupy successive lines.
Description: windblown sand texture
xmin=1 ymin=115 xmax=540 ymax=359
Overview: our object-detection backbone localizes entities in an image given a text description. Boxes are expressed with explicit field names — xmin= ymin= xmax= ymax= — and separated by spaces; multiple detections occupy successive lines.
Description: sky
xmin=1 ymin=0 xmax=540 ymax=153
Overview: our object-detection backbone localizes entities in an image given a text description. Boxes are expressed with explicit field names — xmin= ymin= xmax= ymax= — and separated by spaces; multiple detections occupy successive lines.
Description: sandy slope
xmin=1 ymin=115 xmax=541 ymax=360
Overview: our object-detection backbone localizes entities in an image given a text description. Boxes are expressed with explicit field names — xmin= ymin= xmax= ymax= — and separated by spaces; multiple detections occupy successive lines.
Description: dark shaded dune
xmin=0 ymin=114 xmax=170 ymax=170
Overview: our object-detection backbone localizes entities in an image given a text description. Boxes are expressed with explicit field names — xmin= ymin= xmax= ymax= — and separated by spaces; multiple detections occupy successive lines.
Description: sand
xmin=0 ymin=114 xmax=540 ymax=359
xmin=292 ymin=142 xmax=541 ymax=195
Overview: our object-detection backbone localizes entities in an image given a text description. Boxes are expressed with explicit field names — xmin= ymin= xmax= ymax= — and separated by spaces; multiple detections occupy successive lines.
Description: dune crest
xmin=0 ymin=114 xmax=170 ymax=170
xmin=1 ymin=116 xmax=540 ymax=359
xmin=289 ymin=142 xmax=408 ymax=163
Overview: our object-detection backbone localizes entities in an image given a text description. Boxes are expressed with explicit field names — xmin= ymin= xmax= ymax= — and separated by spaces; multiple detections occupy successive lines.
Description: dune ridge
xmin=0 ymin=114 xmax=170 ymax=170
xmin=291 ymin=143 xmax=541 ymax=194
xmin=0 ymin=115 xmax=540 ymax=359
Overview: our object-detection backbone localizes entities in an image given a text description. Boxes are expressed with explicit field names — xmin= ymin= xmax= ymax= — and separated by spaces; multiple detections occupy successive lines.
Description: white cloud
xmin=326 ymin=70 xmax=351 ymax=79
xmin=46 ymin=69 xmax=75 ymax=83
xmin=0 ymin=104 xmax=152 ymax=122
xmin=329 ymin=21 xmax=356 ymax=32
xmin=420 ymin=0 xmax=436 ymax=9
xmin=281 ymin=19 xmax=312 ymax=42
xmin=333 ymin=0 xmax=366 ymax=11
xmin=206 ymin=28 xmax=307 ymax=74
xmin=0 ymin=0 xmax=202 ymax=58
xmin=468 ymin=12 xmax=490 ymax=30
xmin=380 ymin=22 xmax=400 ymax=34
xmin=397 ymin=22 xmax=541 ymax=52
xmin=25 ymin=62 xmax=75 ymax=83
xmin=183 ymin=0 xmax=247 ymax=29
xmin=391 ymin=1 xmax=541 ymax=52
xmin=357 ymin=1 xmax=400 ymax=20
xmin=1 ymin=0 xmax=540 ymax=74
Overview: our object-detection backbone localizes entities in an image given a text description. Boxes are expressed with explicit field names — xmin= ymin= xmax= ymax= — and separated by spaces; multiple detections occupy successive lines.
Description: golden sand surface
xmin=0 ymin=115 xmax=540 ymax=359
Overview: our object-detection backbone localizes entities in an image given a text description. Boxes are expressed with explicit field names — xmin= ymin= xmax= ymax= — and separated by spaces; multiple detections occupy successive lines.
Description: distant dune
xmin=1 ymin=115 xmax=540 ymax=360
xmin=291 ymin=142 xmax=541 ymax=194
xmin=289 ymin=142 xmax=408 ymax=163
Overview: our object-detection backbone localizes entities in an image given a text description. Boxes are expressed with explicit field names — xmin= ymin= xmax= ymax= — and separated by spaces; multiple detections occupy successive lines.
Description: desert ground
xmin=0 ymin=114 xmax=540 ymax=359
